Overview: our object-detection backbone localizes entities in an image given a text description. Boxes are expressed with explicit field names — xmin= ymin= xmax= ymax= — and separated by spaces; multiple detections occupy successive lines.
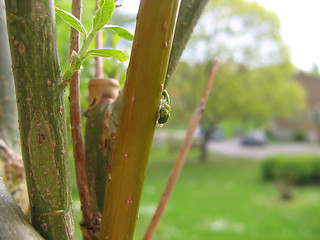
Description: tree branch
xmin=0 ymin=178 xmax=44 ymax=240
xmin=95 ymin=30 xmax=103 ymax=78
xmin=99 ymin=0 xmax=181 ymax=239
xmin=69 ymin=0 xmax=94 ymax=237
xmin=5 ymin=0 xmax=75 ymax=238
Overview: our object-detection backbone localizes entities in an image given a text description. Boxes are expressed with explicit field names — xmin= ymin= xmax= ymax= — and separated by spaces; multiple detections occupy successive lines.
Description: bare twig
xmin=69 ymin=0 xmax=94 ymax=235
xmin=0 ymin=139 xmax=28 ymax=214
xmin=143 ymin=59 xmax=219 ymax=240
xmin=0 ymin=139 xmax=22 ymax=167
xmin=95 ymin=30 xmax=103 ymax=78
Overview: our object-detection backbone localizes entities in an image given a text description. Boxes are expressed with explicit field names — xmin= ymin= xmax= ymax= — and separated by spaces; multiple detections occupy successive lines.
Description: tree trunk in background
xmin=5 ymin=0 xmax=74 ymax=239
xmin=200 ymin=123 xmax=215 ymax=162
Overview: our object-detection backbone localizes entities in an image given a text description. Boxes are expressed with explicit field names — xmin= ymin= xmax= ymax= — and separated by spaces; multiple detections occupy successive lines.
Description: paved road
xmin=208 ymin=138 xmax=320 ymax=160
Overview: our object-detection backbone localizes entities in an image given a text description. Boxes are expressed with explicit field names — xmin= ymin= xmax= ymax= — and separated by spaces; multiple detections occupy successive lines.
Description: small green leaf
xmin=92 ymin=0 xmax=115 ymax=33
xmin=103 ymin=25 xmax=134 ymax=41
xmin=85 ymin=49 xmax=128 ymax=62
xmin=55 ymin=7 xmax=87 ymax=37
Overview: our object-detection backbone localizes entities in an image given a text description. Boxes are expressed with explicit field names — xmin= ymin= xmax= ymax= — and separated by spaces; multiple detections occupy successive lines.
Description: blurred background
xmin=54 ymin=0 xmax=320 ymax=239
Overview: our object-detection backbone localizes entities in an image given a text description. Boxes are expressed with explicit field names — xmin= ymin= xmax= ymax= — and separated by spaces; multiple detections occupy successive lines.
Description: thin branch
xmin=143 ymin=59 xmax=219 ymax=240
xmin=69 ymin=0 xmax=94 ymax=232
xmin=95 ymin=30 xmax=103 ymax=78
xmin=0 ymin=139 xmax=22 ymax=167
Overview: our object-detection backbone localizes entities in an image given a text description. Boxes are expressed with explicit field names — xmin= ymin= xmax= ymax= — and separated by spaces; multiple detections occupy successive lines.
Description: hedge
xmin=261 ymin=155 xmax=320 ymax=185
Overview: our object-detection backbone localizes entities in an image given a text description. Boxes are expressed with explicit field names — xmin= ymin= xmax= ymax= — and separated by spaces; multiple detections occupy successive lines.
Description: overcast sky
xmin=117 ymin=0 xmax=320 ymax=72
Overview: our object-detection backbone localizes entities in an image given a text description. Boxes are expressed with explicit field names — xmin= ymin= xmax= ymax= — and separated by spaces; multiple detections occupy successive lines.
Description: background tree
xmin=168 ymin=0 xmax=306 ymax=161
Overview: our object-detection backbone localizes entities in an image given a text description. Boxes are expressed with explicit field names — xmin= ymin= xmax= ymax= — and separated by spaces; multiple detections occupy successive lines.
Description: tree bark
xmin=0 ymin=0 xmax=28 ymax=213
xmin=85 ymin=78 xmax=121 ymax=216
xmin=0 ymin=178 xmax=43 ymax=240
xmin=5 ymin=0 xmax=74 ymax=239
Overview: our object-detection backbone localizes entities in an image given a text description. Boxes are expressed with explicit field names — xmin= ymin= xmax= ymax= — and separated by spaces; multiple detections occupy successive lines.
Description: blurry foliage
xmin=186 ymin=0 xmax=289 ymax=67
xmin=55 ymin=0 xmax=133 ymax=85
xmin=55 ymin=0 xmax=133 ymax=73
xmin=293 ymin=129 xmax=307 ymax=142
xmin=261 ymin=155 xmax=320 ymax=185
xmin=167 ymin=0 xmax=305 ymax=134
xmin=168 ymin=61 xmax=305 ymax=130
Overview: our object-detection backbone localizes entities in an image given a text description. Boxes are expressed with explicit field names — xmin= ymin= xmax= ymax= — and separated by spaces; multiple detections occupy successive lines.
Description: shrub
xmin=261 ymin=155 xmax=320 ymax=185
xmin=293 ymin=130 xmax=306 ymax=142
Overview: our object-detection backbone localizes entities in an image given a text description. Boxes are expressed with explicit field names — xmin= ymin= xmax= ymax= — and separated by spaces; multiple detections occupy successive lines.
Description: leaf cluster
xmin=55 ymin=0 xmax=133 ymax=80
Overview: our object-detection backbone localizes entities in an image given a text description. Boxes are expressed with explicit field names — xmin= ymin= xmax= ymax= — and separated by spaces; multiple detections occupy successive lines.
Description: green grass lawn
xmin=72 ymin=146 xmax=320 ymax=239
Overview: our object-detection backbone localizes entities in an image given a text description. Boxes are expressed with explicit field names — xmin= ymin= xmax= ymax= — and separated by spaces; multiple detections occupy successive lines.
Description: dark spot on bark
xmin=104 ymin=139 xmax=108 ymax=149
xmin=38 ymin=133 xmax=46 ymax=144
xmin=89 ymin=97 xmax=96 ymax=107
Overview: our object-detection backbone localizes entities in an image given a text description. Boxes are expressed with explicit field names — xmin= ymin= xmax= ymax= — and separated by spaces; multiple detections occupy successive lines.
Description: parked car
xmin=241 ymin=130 xmax=267 ymax=146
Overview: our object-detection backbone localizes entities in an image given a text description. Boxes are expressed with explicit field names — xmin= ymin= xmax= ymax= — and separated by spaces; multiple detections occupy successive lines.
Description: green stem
xmin=85 ymin=79 xmax=121 ymax=215
xmin=5 ymin=0 xmax=74 ymax=239
xmin=61 ymin=31 xmax=96 ymax=84
xmin=165 ymin=0 xmax=209 ymax=85
xmin=99 ymin=0 xmax=181 ymax=239
xmin=63 ymin=65 xmax=76 ymax=80
xmin=0 ymin=178 xmax=44 ymax=240
xmin=0 ymin=0 xmax=28 ymax=212
xmin=78 ymin=31 xmax=96 ymax=59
